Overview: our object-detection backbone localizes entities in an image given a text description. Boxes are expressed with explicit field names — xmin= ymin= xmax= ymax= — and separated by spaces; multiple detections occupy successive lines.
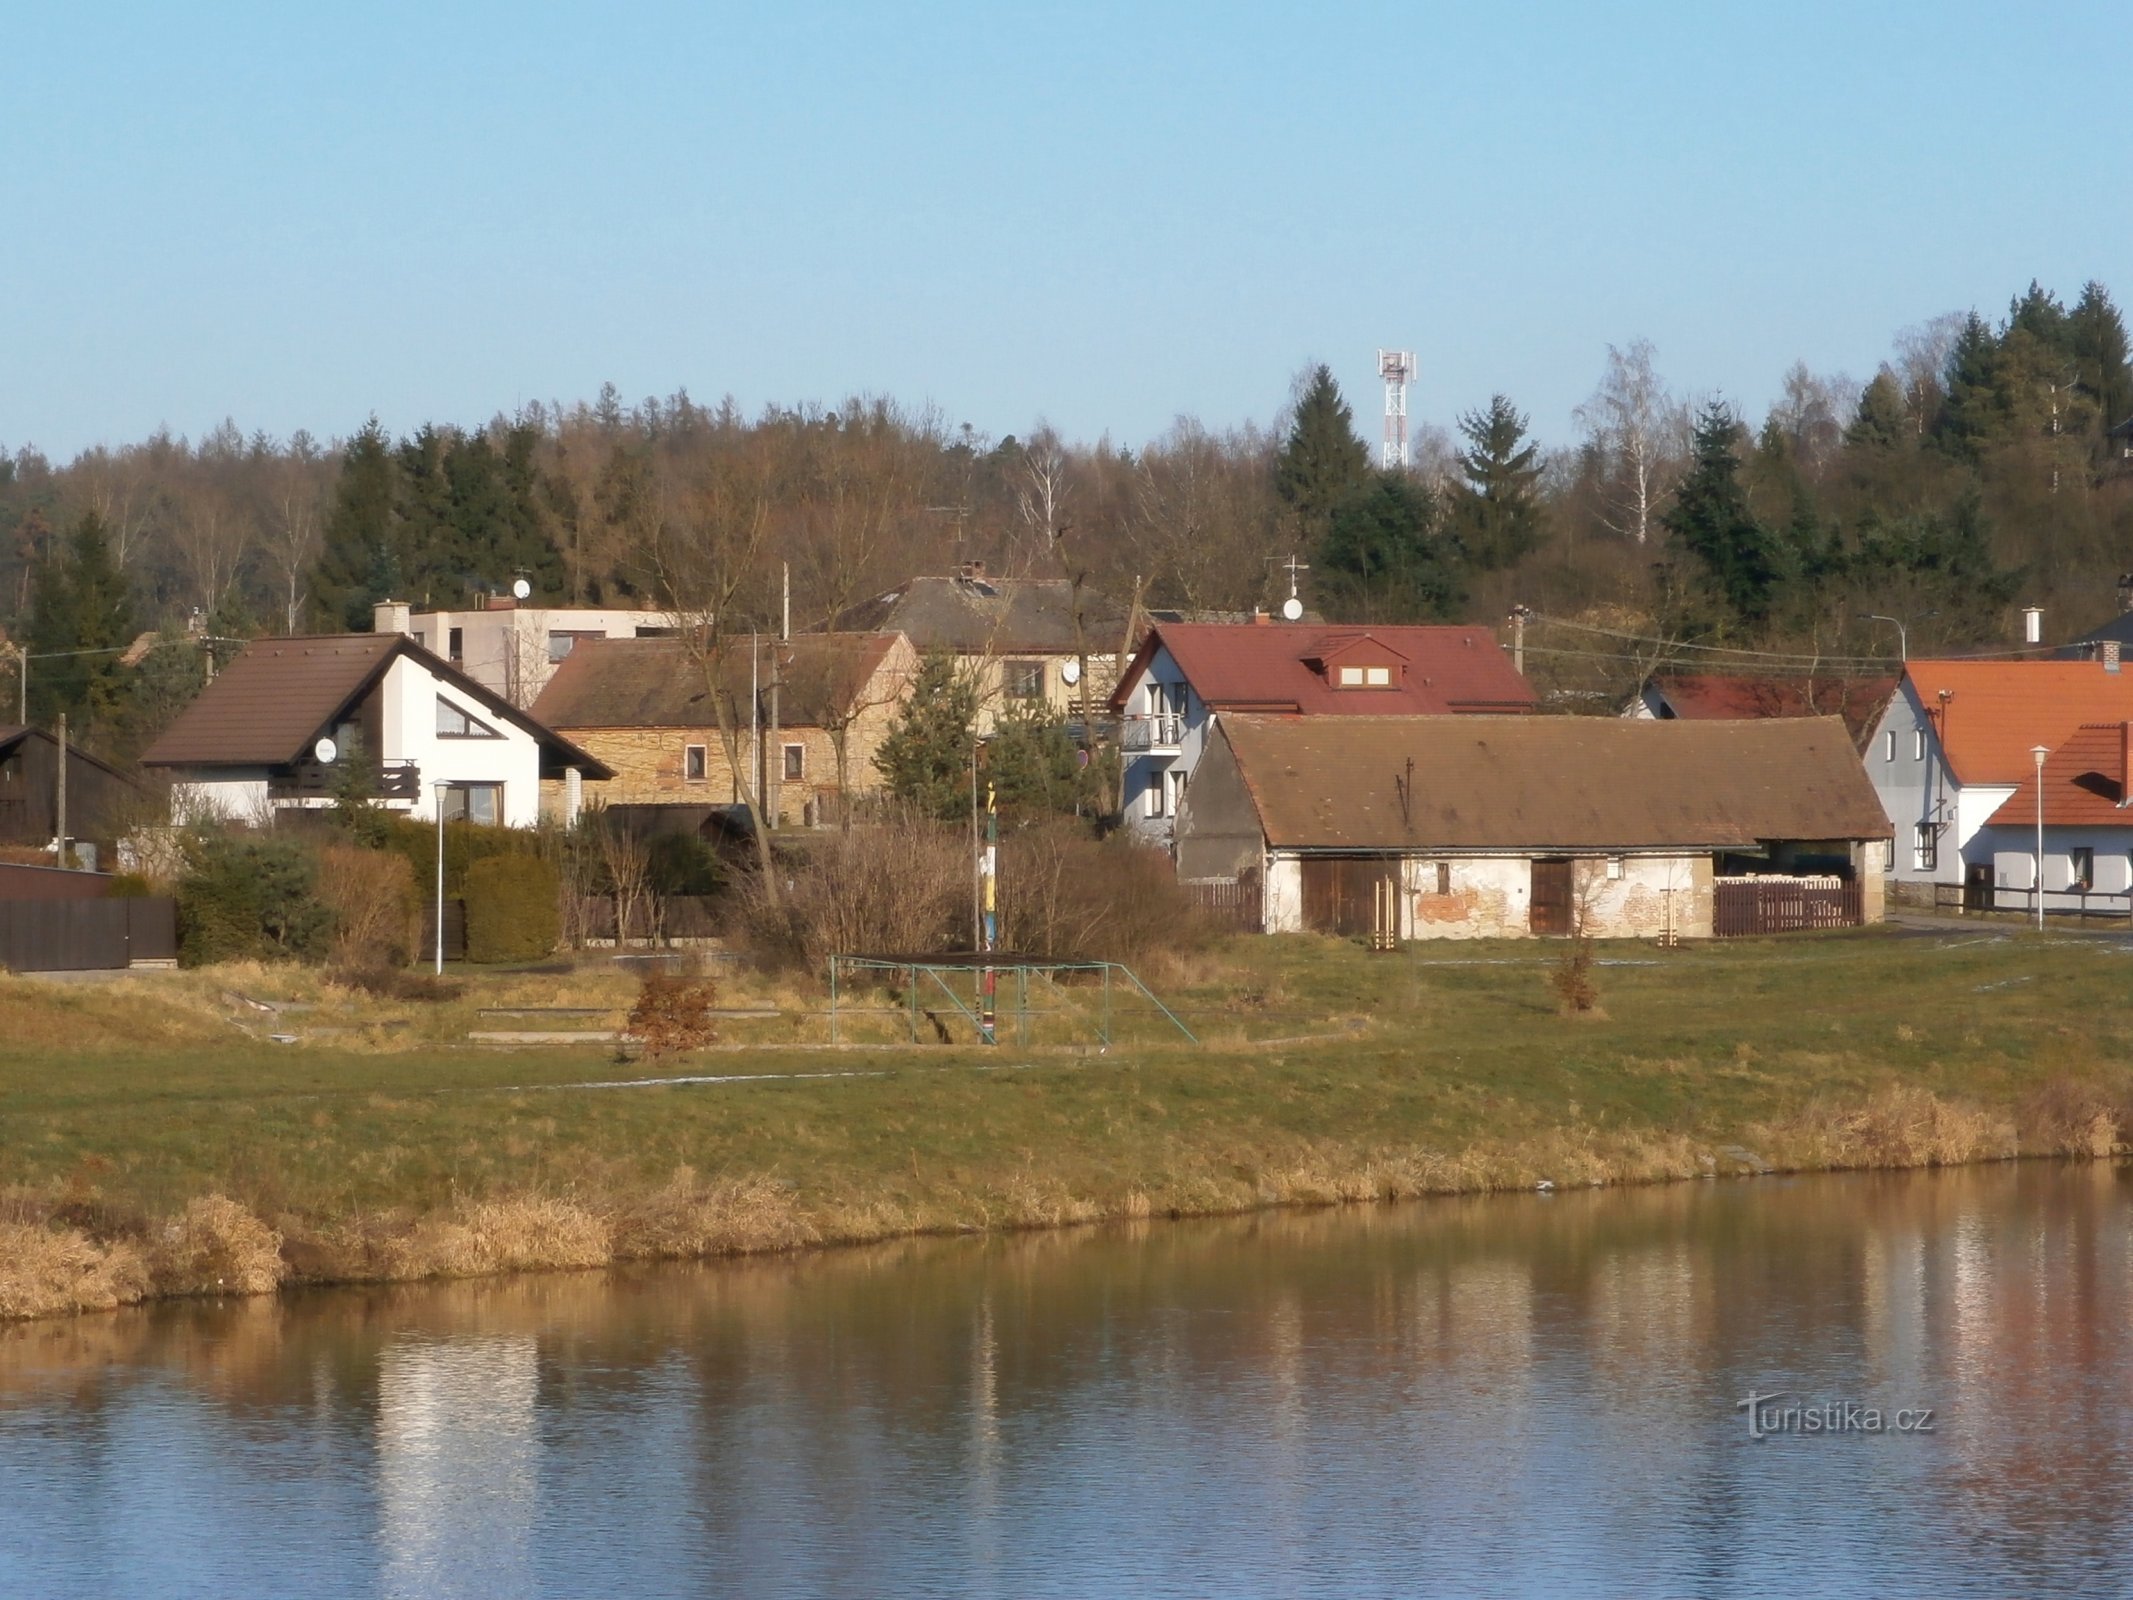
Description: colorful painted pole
xmin=980 ymin=780 xmax=998 ymax=1044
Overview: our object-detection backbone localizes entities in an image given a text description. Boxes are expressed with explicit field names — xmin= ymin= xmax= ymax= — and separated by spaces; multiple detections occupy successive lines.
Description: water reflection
xmin=1 ymin=1165 xmax=2129 ymax=1596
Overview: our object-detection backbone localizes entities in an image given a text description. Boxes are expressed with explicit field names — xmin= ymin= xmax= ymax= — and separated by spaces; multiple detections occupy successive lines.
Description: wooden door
xmin=1529 ymin=858 xmax=1574 ymax=935
xmin=1302 ymin=857 xmax=1396 ymax=937
xmin=1963 ymin=862 xmax=1993 ymax=912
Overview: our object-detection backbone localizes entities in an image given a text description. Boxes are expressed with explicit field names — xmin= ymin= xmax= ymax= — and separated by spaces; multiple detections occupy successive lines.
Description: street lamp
xmin=1864 ymin=614 xmax=1908 ymax=661
xmin=433 ymin=781 xmax=450 ymax=975
xmin=2030 ymin=744 xmax=2050 ymax=932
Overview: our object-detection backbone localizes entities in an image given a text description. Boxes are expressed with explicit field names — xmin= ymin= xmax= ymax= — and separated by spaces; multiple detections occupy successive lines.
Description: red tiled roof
xmin=1985 ymin=723 xmax=2133 ymax=828
xmin=1902 ymin=659 xmax=2133 ymax=785
xmin=1109 ymin=622 xmax=1535 ymax=716
xmin=1648 ymin=673 xmax=1897 ymax=751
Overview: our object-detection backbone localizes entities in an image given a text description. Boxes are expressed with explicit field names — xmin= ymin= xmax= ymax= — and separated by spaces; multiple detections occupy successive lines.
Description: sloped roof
xmin=0 ymin=726 xmax=138 ymax=786
xmin=830 ymin=574 xmax=1128 ymax=656
xmin=1646 ymin=673 xmax=1898 ymax=751
xmin=532 ymin=633 xmax=908 ymax=730
xmin=1901 ymin=659 xmax=2133 ymax=785
xmin=1984 ymin=723 xmax=2133 ymax=829
xmin=142 ymin=634 xmax=609 ymax=776
xmin=1111 ymin=622 xmax=1536 ymax=715
xmin=1213 ymin=714 xmax=1889 ymax=851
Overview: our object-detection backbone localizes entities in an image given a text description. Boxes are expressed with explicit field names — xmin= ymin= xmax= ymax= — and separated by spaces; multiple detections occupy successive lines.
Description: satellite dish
xmin=1061 ymin=659 xmax=1082 ymax=686
xmin=1279 ymin=596 xmax=1304 ymax=621
xmin=511 ymin=577 xmax=532 ymax=601
xmin=313 ymin=737 xmax=338 ymax=765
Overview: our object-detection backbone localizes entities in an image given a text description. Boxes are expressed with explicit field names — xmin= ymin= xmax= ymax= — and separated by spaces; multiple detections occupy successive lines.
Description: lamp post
xmin=433 ymin=781 xmax=450 ymax=975
xmin=2031 ymin=744 xmax=2050 ymax=932
xmin=1863 ymin=613 xmax=1908 ymax=662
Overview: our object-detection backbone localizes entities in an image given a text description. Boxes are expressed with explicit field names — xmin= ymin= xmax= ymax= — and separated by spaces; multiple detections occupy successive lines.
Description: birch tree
xmin=1573 ymin=340 xmax=1681 ymax=546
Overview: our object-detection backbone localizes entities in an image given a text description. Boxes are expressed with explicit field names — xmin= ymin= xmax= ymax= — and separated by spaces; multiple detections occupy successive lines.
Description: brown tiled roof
xmin=1215 ymin=714 xmax=1889 ymax=850
xmin=532 ymin=633 xmax=908 ymax=730
xmin=1110 ymin=622 xmax=1536 ymax=716
xmin=1647 ymin=673 xmax=1898 ymax=751
xmin=1985 ymin=723 xmax=2133 ymax=828
xmin=830 ymin=575 xmax=1128 ymax=656
xmin=142 ymin=634 xmax=610 ymax=776
xmin=1901 ymin=659 xmax=2133 ymax=784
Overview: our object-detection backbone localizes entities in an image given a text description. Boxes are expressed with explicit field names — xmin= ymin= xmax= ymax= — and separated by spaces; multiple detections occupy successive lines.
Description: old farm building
xmin=1175 ymin=715 xmax=1891 ymax=939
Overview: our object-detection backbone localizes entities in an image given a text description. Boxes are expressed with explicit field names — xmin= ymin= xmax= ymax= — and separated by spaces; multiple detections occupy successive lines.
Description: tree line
xmin=3 ymin=276 xmax=2128 ymax=756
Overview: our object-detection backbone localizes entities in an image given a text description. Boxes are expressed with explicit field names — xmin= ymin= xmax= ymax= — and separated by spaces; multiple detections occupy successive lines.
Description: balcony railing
xmin=1121 ymin=714 xmax=1183 ymax=752
xmin=270 ymin=758 xmax=423 ymax=801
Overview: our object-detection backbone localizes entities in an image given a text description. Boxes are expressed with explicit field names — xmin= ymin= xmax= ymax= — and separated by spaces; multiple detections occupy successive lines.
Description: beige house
xmin=1176 ymin=714 xmax=1891 ymax=940
xmin=373 ymin=599 xmax=675 ymax=707
xmin=829 ymin=564 xmax=1128 ymax=731
xmin=529 ymin=632 xmax=917 ymax=827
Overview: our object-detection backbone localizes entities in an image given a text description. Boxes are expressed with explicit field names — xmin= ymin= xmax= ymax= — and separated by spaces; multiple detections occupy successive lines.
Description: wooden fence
xmin=0 ymin=897 xmax=177 ymax=972
xmin=1712 ymin=877 xmax=1862 ymax=937
xmin=1184 ymin=876 xmax=1262 ymax=933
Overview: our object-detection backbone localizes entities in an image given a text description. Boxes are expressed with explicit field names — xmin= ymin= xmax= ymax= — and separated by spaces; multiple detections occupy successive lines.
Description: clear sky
xmin=4 ymin=0 xmax=2125 ymax=461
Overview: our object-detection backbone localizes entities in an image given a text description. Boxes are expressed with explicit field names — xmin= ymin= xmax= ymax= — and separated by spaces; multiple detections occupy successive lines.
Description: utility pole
xmin=1508 ymin=605 xmax=1533 ymax=677
xmin=55 ymin=712 xmax=67 ymax=869
xmin=768 ymin=565 xmax=787 ymax=831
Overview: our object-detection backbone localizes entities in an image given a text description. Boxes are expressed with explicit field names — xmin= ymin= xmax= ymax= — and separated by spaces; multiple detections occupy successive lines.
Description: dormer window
xmin=436 ymin=696 xmax=503 ymax=739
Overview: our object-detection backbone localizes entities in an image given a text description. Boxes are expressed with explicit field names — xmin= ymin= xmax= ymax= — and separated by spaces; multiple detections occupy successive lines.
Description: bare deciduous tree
xmin=1573 ymin=341 xmax=1683 ymax=545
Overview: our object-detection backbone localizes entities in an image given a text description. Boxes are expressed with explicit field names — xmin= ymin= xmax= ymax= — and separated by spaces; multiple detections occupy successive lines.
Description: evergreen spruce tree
xmin=873 ymin=649 xmax=980 ymax=819
xmin=27 ymin=510 xmax=136 ymax=734
xmin=1273 ymin=365 xmax=1371 ymax=548
xmin=984 ymin=699 xmax=1087 ymax=816
xmin=1448 ymin=394 xmax=1545 ymax=570
xmin=1936 ymin=312 xmax=2003 ymax=460
xmin=1663 ymin=403 xmax=1791 ymax=622
xmin=310 ymin=419 xmax=399 ymax=629
xmin=2069 ymin=281 xmax=2133 ymax=442
xmin=1317 ymin=471 xmax=1462 ymax=622
xmin=1845 ymin=371 xmax=1911 ymax=451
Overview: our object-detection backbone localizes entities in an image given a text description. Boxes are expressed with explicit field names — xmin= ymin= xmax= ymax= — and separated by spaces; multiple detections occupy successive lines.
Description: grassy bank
xmin=4 ymin=926 xmax=2132 ymax=1321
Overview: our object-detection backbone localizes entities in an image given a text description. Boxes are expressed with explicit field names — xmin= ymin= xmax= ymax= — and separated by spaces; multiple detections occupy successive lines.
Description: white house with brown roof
xmin=1176 ymin=715 xmax=1890 ymax=939
xmin=1863 ymin=658 xmax=2133 ymax=905
xmin=142 ymin=635 xmax=610 ymax=829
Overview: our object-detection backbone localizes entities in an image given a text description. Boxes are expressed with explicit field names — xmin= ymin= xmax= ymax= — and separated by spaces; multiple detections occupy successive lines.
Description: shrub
xmin=463 ymin=854 xmax=560 ymax=963
xmin=175 ymin=833 xmax=331 ymax=967
xmin=998 ymin=821 xmax=1212 ymax=966
xmin=105 ymin=872 xmax=155 ymax=898
xmin=319 ymin=843 xmax=420 ymax=968
xmin=626 ymin=971 xmax=720 ymax=1060
xmin=736 ymin=814 xmax=967 ymax=967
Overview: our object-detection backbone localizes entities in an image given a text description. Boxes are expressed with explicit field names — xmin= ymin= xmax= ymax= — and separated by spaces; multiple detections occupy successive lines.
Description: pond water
xmin=4 ymin=1163 xmax=2131 ymax=1597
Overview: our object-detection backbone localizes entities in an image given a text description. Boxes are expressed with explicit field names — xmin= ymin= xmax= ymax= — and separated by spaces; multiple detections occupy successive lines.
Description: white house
xmin=1106 ymin=621 xmax=1536 ymax=846
xmin=143 ymin=634 xmax=610 ymax=829
xmin=1969 ymin=721 xmax=2133 ymax=913
xmin=374 ymin=599 xmax=676 ymax=707
xmin=1862 ymin=658 xmax=2133 ymax=907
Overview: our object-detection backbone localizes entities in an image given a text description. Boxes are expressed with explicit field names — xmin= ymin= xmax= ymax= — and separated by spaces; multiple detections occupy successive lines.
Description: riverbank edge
xmin=5 ymin=1077 xmax=2125 ymax=1326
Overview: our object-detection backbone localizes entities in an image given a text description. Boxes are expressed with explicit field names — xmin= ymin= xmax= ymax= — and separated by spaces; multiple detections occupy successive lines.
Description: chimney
xmin=372 ymin=600 xmax=411 ymax=636
xmin=2024 ymin=606 xmax=2043 ymax=646
xmin=957 ymin=560 xmax=987 ymax=583
xmin=1251 ymin=608 xmax=1270 ymax=626
xmin=2106 ymin=640 xmax=2122 ymax=674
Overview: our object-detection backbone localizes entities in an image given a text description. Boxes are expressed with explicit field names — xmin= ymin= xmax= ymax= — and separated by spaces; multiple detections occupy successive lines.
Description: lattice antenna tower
xmin=1378 ymin=349 xmax=1416 ymax=470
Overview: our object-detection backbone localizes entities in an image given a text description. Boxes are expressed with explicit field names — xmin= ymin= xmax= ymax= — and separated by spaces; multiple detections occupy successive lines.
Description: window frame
xmin=1883 ymin=730 xmax=1895 ymax=762
xmin=684 ymin=744 xmax=708 ymax=782
xmin=782 ymin=743 xmax=805 ymax=782
xmin=447 ymin=626 xmax=464 ymax=662
xmin=1002 ymin=660 xmax=1046 ymax=700
xmin=2069 ymin=846 xmax=2094 ymax=892
xmin=440 ymin=781 xmax=503 ymax=827
xmin=435 ymin=696 xmax=504 ymax=740
xmin=1145 ymin=768 xmax=1166 ymax=818
xmin=1912 ymin=727 xmax=1927 ymax=761
xmin=1913 ymin=822 xmax=1937 ymax=871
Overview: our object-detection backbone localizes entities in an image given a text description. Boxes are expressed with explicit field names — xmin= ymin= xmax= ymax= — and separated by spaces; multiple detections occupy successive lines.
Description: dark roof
xmin=1211 ymin=714 xmax=1889 ymax=851
xmin=1985 ymin=722 xmax=2133 ymax=829
xmin=1110 ymin=622 xmax=1536 ymax=715
xmin=1644 ymin=673 xmax=1898 ymax=751
xmin=141 ymin=634 xmax=610 ymax=777
xmin=2064 ymin=608 xmax=2133 ymax=654
xmin=0 ymin=726 xmax=139 ymax=786
xmin=829 ymin=574 xmax=1128 ymax=656
xmin=532 ymin=633 xmax=908 ymax=730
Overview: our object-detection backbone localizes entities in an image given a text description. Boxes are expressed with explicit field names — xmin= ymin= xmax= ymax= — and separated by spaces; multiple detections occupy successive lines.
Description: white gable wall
xmin=380 ymin=656 xmax=546 ymax=828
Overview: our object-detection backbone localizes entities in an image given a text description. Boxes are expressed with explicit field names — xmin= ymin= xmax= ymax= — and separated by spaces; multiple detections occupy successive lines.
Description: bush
xmin=175 ymin=833 xmax=331 ymax=967
xmin=464 ymin=854 xmax=560 ymax=963
xmin=998 ymin=821 xmax=1212 ymax=966
xmin=625 ymin=971 xmax=720 ymax=1060
xmin=105 ymin=872 xmax=155 ymax=899
xmin=374 ymin=813 xmax=538 ymax=899
xmin=736 ymin=815 xmax=967 ymax=968
xmin=319 ymin=844 xmax=420 ymax=968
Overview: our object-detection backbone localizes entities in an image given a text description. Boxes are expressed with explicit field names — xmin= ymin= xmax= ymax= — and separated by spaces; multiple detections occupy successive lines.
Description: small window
xmin=1913 ymin=728 xmax=1927 ymax=760
xmin=1365 ymin=665 xmax=1391 ymax=686
xmin=1913 ymin=823 xmax=1937 ymax=871
xmin=783 ymin=743 xmax=805 ymax=781
xmin=2070 ymin=847 xmax=2094 ymax=891
xmin=1883 ymin=730 xmax=1895 ymax=762
xmin=547 ymin=631 xmax=598 ymax=663
xmin=447 ymin=627 xmax=464 ymax=662
xmin=1168 ymin=769 xmax=1186 ymax=813
xmin=1004 ymin=660 xmax=1045 ymax=699
xmin=440 ymin=782 xmax=502 ymax=826
xmin=412 ymin=631 xmax=426 ymax=651
xmin=1606 ymin=856 xmax=1625 ymax=880
xmin=684 ymin=744 xmax=707 ymax=781
xmin=436 ymin=697 xmax=502 ymax=739
xmin=1338 ymin=666 xmax=1364 ymax=686
xmin=1434 ymin=861 xmax=1451 ymax=895
xmin=1145 ymin=770 xmax=1166 ymax=818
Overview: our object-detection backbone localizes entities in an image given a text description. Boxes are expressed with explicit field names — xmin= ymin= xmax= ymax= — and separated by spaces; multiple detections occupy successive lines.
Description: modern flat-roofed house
xmin=530 ymin=632 xmax=918 ymax=828
xmin=1108 ymin=621 xmax=1536 ymax=844
xmin=1862 ymin=657 xmax=2133 ymax=907
xmin=1175 ymin=714 xmax=1889 ymax=939
xmin=372 ymin=599 xmax=675 ymax=707
xmin=142 ymin=634 xmax=610 ymax=829
xmin=827 ymin=564 xmax=1127 ymax=732
xmin=1630 ymin=672 xmax=1898 ymax=754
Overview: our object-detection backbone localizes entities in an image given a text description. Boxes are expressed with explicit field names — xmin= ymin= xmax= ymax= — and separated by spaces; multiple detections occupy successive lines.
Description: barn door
xmin=1302 ymin=857 xmax=1396 ymax=937
xmin=1530 ymin=858 xmax=1574 ymax=935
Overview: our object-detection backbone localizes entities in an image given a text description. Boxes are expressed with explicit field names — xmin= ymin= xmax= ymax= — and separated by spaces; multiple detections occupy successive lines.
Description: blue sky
xmin=4 ymin=1 xmax=2125 ymax=460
